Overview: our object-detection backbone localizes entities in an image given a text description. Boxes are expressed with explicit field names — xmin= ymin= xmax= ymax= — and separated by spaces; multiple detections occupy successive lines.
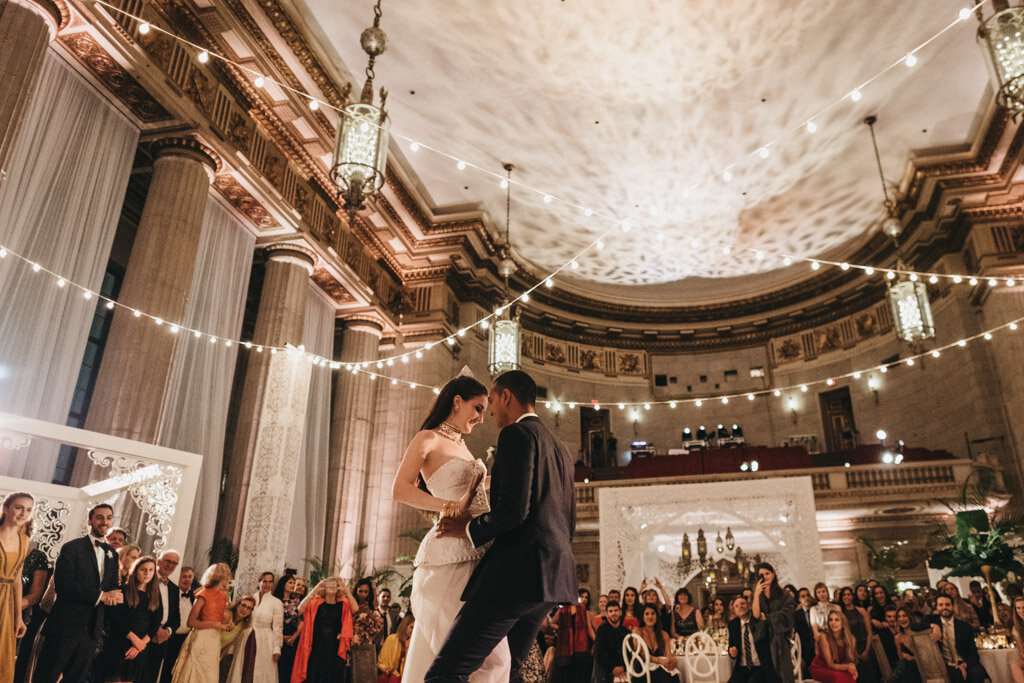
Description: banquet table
xmin=979 ymin=647 xmax=1017 ymax=683
xmin=674 ymin=653 xmax=733 ymax=683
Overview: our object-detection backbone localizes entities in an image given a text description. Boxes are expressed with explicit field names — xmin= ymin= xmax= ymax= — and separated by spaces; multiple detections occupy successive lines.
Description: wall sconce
xmin=788 ymin=398 xmax=798 ymax=424
xmin=868 ymin=376 xmax=881 ymax=404
xmin=549 ymin=401 xmax=561 ymax=427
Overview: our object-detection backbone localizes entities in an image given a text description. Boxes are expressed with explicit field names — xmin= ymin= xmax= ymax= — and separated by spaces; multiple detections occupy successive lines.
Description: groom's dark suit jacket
xmin=465 ymin=414 xmax=577 ymax=604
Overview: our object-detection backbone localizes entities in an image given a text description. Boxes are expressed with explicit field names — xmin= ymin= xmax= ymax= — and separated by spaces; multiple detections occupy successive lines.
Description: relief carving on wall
xmin=521 ymin=331 xmax=648 ymax=378
xmin=771 ymin=301 xmax=893 ymax=366
xmin=58 ymin=31 xmax=172 ymax=123
xmin=213 ymin=172 xmax=276 ymax=229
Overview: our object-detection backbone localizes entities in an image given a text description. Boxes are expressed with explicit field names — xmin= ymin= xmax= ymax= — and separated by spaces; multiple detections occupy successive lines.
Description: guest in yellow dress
xmin=377 ymin=614 xmax=414 ymax=683
xmin=0 ymin=491 xmax=33 ymax=683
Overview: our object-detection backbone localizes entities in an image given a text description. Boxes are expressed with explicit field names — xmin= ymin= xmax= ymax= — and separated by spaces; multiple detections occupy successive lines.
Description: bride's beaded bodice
xmin=413 ymin=457 xmax=491 ymax=568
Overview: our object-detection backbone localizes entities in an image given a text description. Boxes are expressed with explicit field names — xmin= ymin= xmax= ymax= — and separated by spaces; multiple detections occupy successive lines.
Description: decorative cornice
xmin=311 ymin=266 xmax=355 ymax=305
xmin=149 ymin=136 xmax=220 ymax=173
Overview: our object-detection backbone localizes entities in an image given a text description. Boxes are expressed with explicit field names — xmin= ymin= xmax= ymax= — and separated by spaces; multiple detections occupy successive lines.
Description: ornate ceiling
xmin=293 ymin=0 xmax=990 ymax=304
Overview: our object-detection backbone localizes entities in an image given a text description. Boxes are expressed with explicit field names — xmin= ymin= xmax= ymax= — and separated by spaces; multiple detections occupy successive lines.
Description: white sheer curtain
xmin=157 ymin=195 xmax=254 ymax=566
xmin=0 ymin=50 xmax=138 ymax=480
xmin=285 ymin=286 xmax=334 ymax=570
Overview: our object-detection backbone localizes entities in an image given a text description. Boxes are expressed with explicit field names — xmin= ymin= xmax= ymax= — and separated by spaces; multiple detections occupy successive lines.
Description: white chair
xmin=684 ymin=631 xmax=721 ymax=683
xmin=623 ymin=631 xmax=652 ymax=683
xmin=791 ymin=632 xmax=804 ymax=683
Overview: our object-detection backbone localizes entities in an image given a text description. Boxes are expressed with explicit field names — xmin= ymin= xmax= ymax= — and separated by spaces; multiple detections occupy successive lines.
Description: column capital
xmin=149 ymin=136 xmax=220 ymax=178
xmin=9 ymin=0 xmax=66 ymax=38
xmin=342 ymin=317 xmax=384 ymax=338
xmin=264 ymin=243 xmax=316 ymax=275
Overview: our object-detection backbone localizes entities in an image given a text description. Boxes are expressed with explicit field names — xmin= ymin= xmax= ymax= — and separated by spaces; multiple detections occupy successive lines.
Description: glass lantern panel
xmin=331 ymin=102 xmax=389 ymax=191
xmin=488 ymin=319 xmax=521 ymax=375
xmin=980 ymin=7 xmax=1024 ymax=110
xmin=888 ymin=280 xmax=935 ymax=343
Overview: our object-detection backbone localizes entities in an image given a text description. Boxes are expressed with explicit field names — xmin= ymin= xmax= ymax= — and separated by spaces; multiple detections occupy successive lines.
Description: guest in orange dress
xmin=0 ymin=492 xmax=32 ymax=683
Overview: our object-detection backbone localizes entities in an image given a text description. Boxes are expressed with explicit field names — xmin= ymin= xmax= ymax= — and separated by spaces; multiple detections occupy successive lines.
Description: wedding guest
xmin=621 ymin=586 xmax=641 ymax=630
xmin=219 ymin=597 xmax=256 ymax=680
xmin=1 ymin=492 xmax=32 ymax=682
xmin=98 ymin=556 xmax=161 ymax=682
xmin=273 ymin=572 xmax=302 ymax=683
xmin=751 ymin=562 xmax=796 ymax=683
xmin=105 ymin=528 xmax=127 ymax=550
xmin=387 ymin=604 xmax=401 ymax=633
xmin=854 ymin=584 xmax=871 ymax=610
xmin=607 ymin=589 xmax=621 ymax=606
xmin=1008 ymin=596 xmax=1024 ymax=683
xmin=641 ymin=577 xmax=672 ymax=625
xmin=794 ymin=587 xmax=815 ymax=674
xmin=579 ymin=589 xmax=604 ymax=636
xmin=377 ymin=614 xmax=414 ymax=683
xmin=869 ymin=585 xmax=893 ymax=630
xmin=670 ymin=587 xmax=703 ymax=639
xmin=809 ymin=609 xmax=857 ymax=683
xmin=966 ymin=582 xmax=994 ymax=628
xmin=226 ymin=572 xmax=283 ymax=683
xmin=146 ymin=550 xmax=183 ymax=683
xmin=376 ymin=587 xmax=398 ymax=641
xmin=876 ymin=606 xmax=902 ymax=677
xmin=595 ymin=594 xmax=609 ymax=626
xmin=351 ymin=578 xmax=383 ymax=681
xmin=811 ymin=583 xmax=834 ymax=634
xmin=593 ymin=601 xmax=629 ymax=683
xmin=13 ymin=506 xmax=48 ymax=683
xmin=941 ymin=584 xmax=981 ymax=631
xmin=33 ymin=503 xmax=122 ymax=683
xmin=119 ymin=544 xmax=141 ymax=584
xmin=291 ymin=577 xmax=356 ymax=683
xmin=928 ymin=594 xmax=987 ymax=683
xmin=728 ymin=595 xmax=773 ymax=683
xmin=633 ymin=604 xmax=677 ymax=682
xmin=837 ymin=586 xmax=874 ymax=683
xmin=785 ymin=585 xmax=799 ymax=602
xmin=901 ymin=589 xmax=926 ymax=616
xmin=161 ymin=566 xmax=195 ymax=683
xmin=550 ymin=592 xmax=595 ymax=683
xmin=891 ymin=608 xmax=923 ymax=683
xmin=708 ymin=596 xmax=729 ymax=630
xmin=170 ymin=563 xmax=233 ymax=683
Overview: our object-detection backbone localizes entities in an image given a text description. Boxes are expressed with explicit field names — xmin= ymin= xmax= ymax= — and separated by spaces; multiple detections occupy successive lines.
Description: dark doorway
xmin=580 ymin=408 xmax=611 ymax=468
xmin=819 ymin=386 xmax=856 ymax=456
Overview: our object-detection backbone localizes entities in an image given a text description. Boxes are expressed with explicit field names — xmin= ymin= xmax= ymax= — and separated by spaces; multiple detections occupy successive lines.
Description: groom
xmin=427 ymin=369 xmax=578 ymax=681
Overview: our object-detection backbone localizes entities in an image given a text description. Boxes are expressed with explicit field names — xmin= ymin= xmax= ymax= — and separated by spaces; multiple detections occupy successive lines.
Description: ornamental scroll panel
xmin=87 ymin=449 xmax=183 ymax=552
xmin=521 ymin=330 xmax=648 ymax=378
xmin=598 ymin=476 xmax=823 ymax=593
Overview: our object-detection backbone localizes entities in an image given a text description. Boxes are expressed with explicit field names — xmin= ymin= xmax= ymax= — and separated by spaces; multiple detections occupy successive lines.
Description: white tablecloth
xmin=979 ymin=648 xmax=1017 ymax=683
xmin=674 ymin=654 xmax=733 ymax=683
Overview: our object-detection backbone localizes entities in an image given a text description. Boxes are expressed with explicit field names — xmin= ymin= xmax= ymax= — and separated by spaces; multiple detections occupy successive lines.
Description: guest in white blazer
xmin=226 ymin=572 xmax=283 ymax=683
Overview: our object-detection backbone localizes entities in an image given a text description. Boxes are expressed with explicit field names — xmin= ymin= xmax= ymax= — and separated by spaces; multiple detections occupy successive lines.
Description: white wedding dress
xmin=402 ymin=457 xmax=512 ymax=682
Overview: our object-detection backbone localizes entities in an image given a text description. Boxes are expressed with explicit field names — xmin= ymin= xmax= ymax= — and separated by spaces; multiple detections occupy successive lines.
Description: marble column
xmin=219 ymin=243 xmax=315 ymax=589
xmin=0 ymin=0 xmax=61 ymax=187
xmin=325 ymin=318 xmax=383 ymax=572
xmin=85 ymin=138 xmax=217 ymax=443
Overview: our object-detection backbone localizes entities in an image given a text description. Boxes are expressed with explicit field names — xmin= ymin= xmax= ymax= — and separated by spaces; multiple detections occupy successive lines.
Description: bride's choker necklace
xmin=437 ymin=421 xmax=463 ymax=444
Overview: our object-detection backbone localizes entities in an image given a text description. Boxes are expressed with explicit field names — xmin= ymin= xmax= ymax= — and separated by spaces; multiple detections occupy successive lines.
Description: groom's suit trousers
xmin=423 ymin=599 xmax=553 ymax=683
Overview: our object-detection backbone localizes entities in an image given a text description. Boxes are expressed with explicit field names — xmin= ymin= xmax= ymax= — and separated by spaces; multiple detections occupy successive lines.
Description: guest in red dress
xmin=809 ymin=608 xmax=859 ymax=683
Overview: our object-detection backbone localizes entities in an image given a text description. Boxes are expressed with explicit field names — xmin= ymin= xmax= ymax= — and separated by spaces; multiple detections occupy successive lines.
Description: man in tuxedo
xmin=876 ymin=605 xmax=900 ymax=671
xmin=33 ymin=503 xmax=123 ymax=683
xmin=429 ymin=369 xmax=578 ymax=682
xmin=793 ymin=588 xmax=815 ymax=676
xmin=593 ymin=601 xmax=629 ymax=682
xmin=728 ymin=596 xmax=778 ymax=683
xmin=161 ymin=566 xmax=196 ymax=683
xmin=145 ymin=550 xmax=182 ymax=683
xmin=928 ymin=595 xmax=987 ymax=683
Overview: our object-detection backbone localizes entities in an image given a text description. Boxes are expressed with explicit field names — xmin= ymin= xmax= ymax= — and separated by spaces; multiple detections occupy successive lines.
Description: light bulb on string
xmin=747 ymin=393 xmax=755 ymax=400
xmin=909 ymin=273 xmax=918 ymax=282
xmin=695 ymin=399 xmax=703 ymax=407
xmin=721 ymin=397 xmax=729 ymax=404
xmin=56 ymin=278 xmax=66 ymax=287
xmin=905 ymin=53 xmax=918 ymax=68
xmin=906 ymin=358 xmax=914 ymax=366
xmin=543 ymin=194 xmax=552 ymax=203
xmin=969 ymin=278 xmax=978 ymax=286
xmin=309 ymin=99 xmax=319 ymax=111
xmin=197 ymin=50 xmax=209 ymax=63
xmin=989 ymin=278 xmax=998 ymax=287
xmin=850 ymin=89 xmax=863 ymax=102
xmin=521 ymin=292 xmax=530 ymax=302
xmin=806 ymin=120 xmax=817 ymax=133
xmin=447 ymin=337 xmax=455 ymax=346
xmin=570 ymin=260 xmax=579 ymax=270
xmin=810 ymin=261 xmax=820 ymax=270
xmin=929 ymin=275 xmax=938 ymax=284
xmin=887 ymin=271 xmax=896 ymax=280
xmin=800 ymin=384 xmax=808 ymax=392
xmin=840 ymin=263 xmax=850 ymax=271
xmin=865 ymin=267 xmax=875 ymax=275
xmin=958 ymin=339 xmax=967 ymax=347
xmin=410 ymin=142 xmax=420 ymax=152
xmin=758 ymin=147 xmax=770 ymax=159
xmin=584 ymin=208 xmax=593 ymax=217
xmin=170 ymin=324 xmax=178 ymax=334
xmin=481 ymin=319 xmax=489 ymax=329
xmin=1011 ymin=323 xmax=1019 ymax=331
xmin=620 ymin=220 xmax=631 ymax=233
xmin=1009 ymin=279 xmax=1016 ymax=287
xmin=984 ymin=332 xmax=993 ymax=340
xmin=387 ymin=359 xmax=394 ymax=366
xmin=932 ymin=350 xmax=941 ymax=358
xmin=31 ymin=263 xmax=40 ymax=272
xmin=500 ymin=178 xmax=508 ymax=189
xmin=105 ymin=300 xmax=114 ymax=310
xmin=545 ymin=278 xmax=553 ymax=288
xmin=670 ymin=401 xmax=677 ymax=408
xmin=852 ymin=372 xmax=861 ymax=379
xmin=783 ymin=256 xmax=792 ymax=266
xmin=959 ymin=7 xmax=973 ymax=21
xmin=596 ymin=240 xmax=605 ymax=250
xmin=138 ymin=21 xmax=150 ymax=33
xmin=773 ymin=389 xmax=781 ymax=397
xmin=0 ymin=247 xmax=6 ymax=257
xmin=254 ymin=74 xmax=265 ymax=88
xmin=722 ymin=169 xmax=733 ymax=182
xmin=953 ymin=275 xmax=963 ymax=283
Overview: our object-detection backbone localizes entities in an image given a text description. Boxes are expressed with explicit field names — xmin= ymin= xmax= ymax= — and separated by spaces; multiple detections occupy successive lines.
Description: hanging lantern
xmin=331 ymin=0 xmax=390 ymax=218
xmin=487 ymin=317 xmax=521 ymax=375
xmin=725 ymin=527 xmax=735 ymax=551
xmin=978 ymin=2 xmax=1024 ymax=112
xmin=696 ymin=529 xmax=708 ymax=564
xmin=715 ymin=531 xmax=725 ymax=555
xmin=888 ymin=279 xmax=936 ymax=343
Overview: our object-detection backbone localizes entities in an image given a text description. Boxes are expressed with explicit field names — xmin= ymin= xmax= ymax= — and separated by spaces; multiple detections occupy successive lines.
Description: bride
xmin=391 ymin=375 xmax=512 ymax=682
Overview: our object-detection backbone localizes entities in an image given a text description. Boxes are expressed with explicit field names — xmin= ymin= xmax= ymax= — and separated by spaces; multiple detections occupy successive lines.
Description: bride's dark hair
xmin=420 ymin=376 xmax=488 ymax=430
xmin=417 ymin=376 xmax=488 ymax=492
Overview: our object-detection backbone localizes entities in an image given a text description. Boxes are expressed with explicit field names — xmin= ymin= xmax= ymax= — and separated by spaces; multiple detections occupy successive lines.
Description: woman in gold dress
xmin=0 ymin=491 xmax=33 ymax=683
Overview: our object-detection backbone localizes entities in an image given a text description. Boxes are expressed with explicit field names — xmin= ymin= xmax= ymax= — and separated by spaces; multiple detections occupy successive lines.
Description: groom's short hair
xmin=492 ymin=370 xmax=537 ymax=407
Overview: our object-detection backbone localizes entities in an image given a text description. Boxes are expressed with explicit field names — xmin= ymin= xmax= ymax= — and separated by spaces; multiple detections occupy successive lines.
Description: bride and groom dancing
xmin=391 ymin=369 xmax=578 ymax=682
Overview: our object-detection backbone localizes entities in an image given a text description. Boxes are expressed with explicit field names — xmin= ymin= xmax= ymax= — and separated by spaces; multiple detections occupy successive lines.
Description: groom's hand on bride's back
xmin=435 ymin=509 xmax=472 ymax=538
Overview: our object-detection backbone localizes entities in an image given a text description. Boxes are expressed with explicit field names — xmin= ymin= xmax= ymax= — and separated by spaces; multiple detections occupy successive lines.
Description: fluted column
xmin=325 ymin=318 xmax=382 ymax=572
xmin=0 ymin=0 xmax=61 ymax=187
xmin=219 ymin=244 xmax=315 ymax=590
xmin=85 ymin=138 xmax=217 ymax=443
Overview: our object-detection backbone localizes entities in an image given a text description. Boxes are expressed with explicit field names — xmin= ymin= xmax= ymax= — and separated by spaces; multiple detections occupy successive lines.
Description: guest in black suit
xmin=428 ymin=370 xmax=578 ymax=682
xmin=33 ymin=503 xmax=123 ymax=683
xmin=928 ymin=595 xmax=987 ymax=683
xmin=593 ymin=601 xmax=629 ymax=683
xmin=728 ymin=596 xmax=778 ymax=683
xmin=145 ymin=550 xmax=181 ymax=683
xmin=794 ymin=588 xmax=815 ymax=676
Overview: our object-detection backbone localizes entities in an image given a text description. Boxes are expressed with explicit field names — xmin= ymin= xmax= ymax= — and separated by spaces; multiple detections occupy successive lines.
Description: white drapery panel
xmin=285 ymin=286 xmax=334 ymax=570
xmin=0 ymin=50 xmax=138 ymax=480
xmin=157 ymin=195 xmax=254 ymax=567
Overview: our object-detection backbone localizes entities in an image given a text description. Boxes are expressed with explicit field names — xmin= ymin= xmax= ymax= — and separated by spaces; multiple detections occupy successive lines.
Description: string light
xmin=254 ymin=74 xmax=265 ymax=88
xmin=806 ymin=120 xmax=818 ymax=133
xmin=850 ymin=89 xmax=863 ymax=102
xmin=905 ymin=53 xmax=918 ymax=68
xmin=138 ymin=21 xmax=150 ymax=34
xmin=197 ymin=50 xmax=209 ymax=63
